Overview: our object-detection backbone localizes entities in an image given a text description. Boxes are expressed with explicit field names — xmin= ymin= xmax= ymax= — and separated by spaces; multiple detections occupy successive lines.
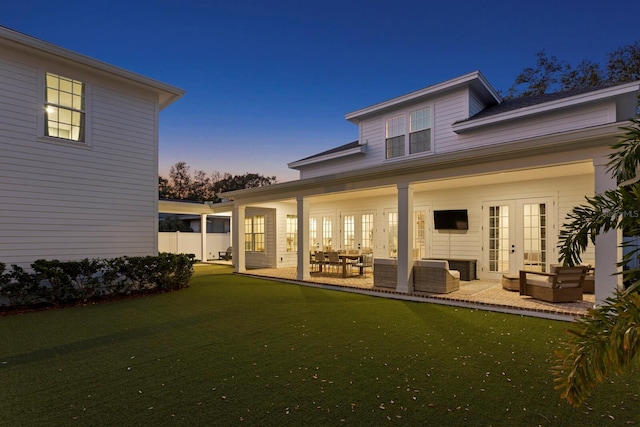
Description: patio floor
xmin=229 ymin=265 xmax=596 ymax=321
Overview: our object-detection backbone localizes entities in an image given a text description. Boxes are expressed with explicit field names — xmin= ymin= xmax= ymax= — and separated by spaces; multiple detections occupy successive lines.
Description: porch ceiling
xmin=306 ymin=161 xmax=593 ymax=203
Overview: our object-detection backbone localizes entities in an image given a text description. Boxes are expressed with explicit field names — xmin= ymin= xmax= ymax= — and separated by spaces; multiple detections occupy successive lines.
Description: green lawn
xmin=1 ymin=264 xmax=638 ymax=426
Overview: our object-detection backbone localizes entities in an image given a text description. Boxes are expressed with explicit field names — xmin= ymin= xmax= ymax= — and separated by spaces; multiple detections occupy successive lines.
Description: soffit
xmin=306 ymin=161 xmax=594 ymax=204
xmin=0 ymin=26 xmax=184 ymax=109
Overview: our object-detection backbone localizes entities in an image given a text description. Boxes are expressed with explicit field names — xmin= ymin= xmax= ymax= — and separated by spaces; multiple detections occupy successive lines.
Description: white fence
xmin=158 ymin=232 xmax=231 ymax=261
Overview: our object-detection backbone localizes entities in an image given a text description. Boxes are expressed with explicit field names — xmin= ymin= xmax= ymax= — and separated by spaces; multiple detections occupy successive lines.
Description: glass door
xmin=341 ymin=212 xmax=375 ymax=252
xmin=483 ymin=198 xmax=553 ymax=279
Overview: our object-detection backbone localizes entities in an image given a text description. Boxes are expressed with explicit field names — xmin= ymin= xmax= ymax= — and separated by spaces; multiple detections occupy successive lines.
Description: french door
xmin=483 ymin=198 xmax=554 ymax=279
xmin=341 ymin=212 xmax=375 ymax=252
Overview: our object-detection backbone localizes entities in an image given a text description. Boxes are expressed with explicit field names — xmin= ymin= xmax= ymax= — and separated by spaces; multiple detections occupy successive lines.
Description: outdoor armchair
xmin=519 ymin=265 xmax=587 ymax=303
xmin=413 ymin=259 xmax=460 ymax=293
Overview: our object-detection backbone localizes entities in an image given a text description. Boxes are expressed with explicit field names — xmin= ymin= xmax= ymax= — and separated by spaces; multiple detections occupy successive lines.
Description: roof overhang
xmin=345 ymin=71 xmax=501 ymax=124
xmin=221 ymin=121 xmax=627 ymax=204
xmin=288 ymin=143 xmax=367 ymax=169
xmin=452 ymin=81 xmax=640 ymax=133
xmin=0 ymin=26 xmax=185 ymax=109
xmin=159 ymin=200 xmax=234 ymax=215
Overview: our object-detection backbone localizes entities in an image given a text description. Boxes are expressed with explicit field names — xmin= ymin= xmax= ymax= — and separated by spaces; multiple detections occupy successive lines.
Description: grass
xmin=1 ymin=264 xmax=638 ymax=426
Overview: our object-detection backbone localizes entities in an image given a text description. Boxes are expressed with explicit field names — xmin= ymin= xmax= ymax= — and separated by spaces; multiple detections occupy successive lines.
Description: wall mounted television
xmin=433 ymin=209 xmax=468 ymax=230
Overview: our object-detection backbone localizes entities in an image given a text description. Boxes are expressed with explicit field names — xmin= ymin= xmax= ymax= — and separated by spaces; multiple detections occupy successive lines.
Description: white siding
xmin=296 ymin=84 xmax=618 ymax=182
xmin=0 ymin=52 xmax=161 ymax=268
xmin=299 ymin=89 xmax=469 ymax=179
xmin=291 ymin=172 xmax=594 ymax=278
xmin=468 ymin=90 xmax=485 ymax=117
xmin=446 ymin=103 xmax=615 ymax=153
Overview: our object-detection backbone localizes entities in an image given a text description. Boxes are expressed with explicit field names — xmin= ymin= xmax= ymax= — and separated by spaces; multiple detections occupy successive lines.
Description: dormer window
xmin=410 ymin=107 xmax=431 ymax=154
xmin=44 ymin=72 xmax=85 ymax=142
xmin=385 ymin=106 xmax=433 ymax=159
xmin=385 ymin=115 xmax=405 ymax=158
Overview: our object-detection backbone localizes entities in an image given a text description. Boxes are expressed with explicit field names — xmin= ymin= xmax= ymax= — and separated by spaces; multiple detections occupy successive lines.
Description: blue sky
xmin=3 ymin=0 xmax=639 ymax=182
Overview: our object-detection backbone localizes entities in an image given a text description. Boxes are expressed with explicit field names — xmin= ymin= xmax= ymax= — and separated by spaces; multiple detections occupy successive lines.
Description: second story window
xmin=45 ymin=72 xmax=85 ymax=142
xmin=385 ymin=115 xmax=405 ymax=159
xmin=410 ymin=107 xmax=431 ymax=154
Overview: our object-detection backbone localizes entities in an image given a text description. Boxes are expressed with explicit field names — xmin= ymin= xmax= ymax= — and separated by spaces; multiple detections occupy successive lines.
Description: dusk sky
xmin=3 ymin=1 xmax=639 ymax=182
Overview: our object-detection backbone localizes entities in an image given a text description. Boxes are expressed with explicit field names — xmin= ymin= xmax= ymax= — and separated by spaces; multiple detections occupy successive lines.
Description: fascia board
xmin=0 ymin=26 xmax=185 ymax=109
xmin=452 ymin=82 xmax=640 ymax=133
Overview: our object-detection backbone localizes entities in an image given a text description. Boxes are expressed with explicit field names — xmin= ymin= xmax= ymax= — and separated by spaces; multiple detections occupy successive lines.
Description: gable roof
xmin=0 ymin=26 xmax=184 ymax=109
xmin=345 ymin=71 xmax=501 ymax=123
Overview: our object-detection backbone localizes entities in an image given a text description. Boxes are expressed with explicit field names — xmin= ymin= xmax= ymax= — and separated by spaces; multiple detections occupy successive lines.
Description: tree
xmin=159 ymin=162 xmax=277 ymax=202
xmin=552 ymin=117 xmax=640 ymax=407
xmin=213 ymin=172 xmax=277 ymax=195
xmin=606 ymin=41 xmax=640 ymax=85
xmin=506 ymin=41 xmax=640 ymax=98
xmin=506 ymin=50 xmax=568 ymax=98
xmin=559 ymin=60 xmax=604 ymax=92
xmin=159 ymin=161 xmax=217 ymax=201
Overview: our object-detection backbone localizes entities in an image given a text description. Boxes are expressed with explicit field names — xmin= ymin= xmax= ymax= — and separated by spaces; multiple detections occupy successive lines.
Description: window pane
xmin=388 ymin=212 xmax=398 ymax=257
xmin=46 ymin=73 xmax=58 ymax=89
xmin=410 ymin=129 xmax=430 ymax=154
xmin=286 ymin=215 xmax=297 ymax=252
xmin=73 ymin=94 xmax=83 ymax=110
xmin=343 ymin=215 xmax=355 ymax=250
xmin=46 ymin=88 xmax=59 ymax=104
xmin=385 ymin=115 xmax=404 ymax=138
xmin=410 ymin=107 xmax=430 ymax=132
xmin=59 ymin=78 xmax=72 ymax=93
xmin=59 ymin=108 xmax=71 ymax=124
xmin=386 ymin=135 xmax=405 ymax=158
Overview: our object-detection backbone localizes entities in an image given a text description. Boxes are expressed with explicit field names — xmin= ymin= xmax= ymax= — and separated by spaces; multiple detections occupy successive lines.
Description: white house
xmin=0 ymin=27 xmax=184 ymax=268
xmin=218 ymin=71 xmax=640 ymax=304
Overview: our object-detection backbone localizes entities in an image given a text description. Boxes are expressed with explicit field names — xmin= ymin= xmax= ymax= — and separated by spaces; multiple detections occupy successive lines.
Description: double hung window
xmin=385 ymin=115 xmax=405 ymax=158
xmin=410 ymin=107 xmax=431 ymax=154
xmin=244 ymin=215 xmax=265 ymax=252
xmin=385 ymin=106 xmax=432 ymax=159
xmin=45 ymin=73 xmax=85 ymax=142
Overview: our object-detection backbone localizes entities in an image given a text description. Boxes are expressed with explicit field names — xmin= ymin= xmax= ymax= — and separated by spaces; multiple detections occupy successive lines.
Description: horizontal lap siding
xmin=0 ymin=54 xmax=159 ymax=267
xmin=299 ymin=91 xmax=468 ymax=179
xmin=433 ymin=91 xmax=466 ymax=153
xmin=446 ymin=103 xmax=614 ymax=153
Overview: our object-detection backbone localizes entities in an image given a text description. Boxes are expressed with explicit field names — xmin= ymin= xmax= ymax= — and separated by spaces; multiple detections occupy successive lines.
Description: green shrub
xmin=0 ymin=253 xmax=195 ymax=311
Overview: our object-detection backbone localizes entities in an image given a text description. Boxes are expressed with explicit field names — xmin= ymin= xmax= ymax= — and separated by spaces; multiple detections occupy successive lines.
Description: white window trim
xmin=383 ymin=103 xmax=434 ymax=161
xmin=37 ymin=70 xmax=92 ymax=148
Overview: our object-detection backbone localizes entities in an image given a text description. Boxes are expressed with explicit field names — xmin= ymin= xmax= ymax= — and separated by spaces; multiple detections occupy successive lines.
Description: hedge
xmin=0 ymin=253 xmax=195 ymax=311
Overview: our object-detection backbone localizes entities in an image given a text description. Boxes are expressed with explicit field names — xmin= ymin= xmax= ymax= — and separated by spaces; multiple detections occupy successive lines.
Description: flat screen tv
xmin=433 ymin=209 xmax=468 ymax=230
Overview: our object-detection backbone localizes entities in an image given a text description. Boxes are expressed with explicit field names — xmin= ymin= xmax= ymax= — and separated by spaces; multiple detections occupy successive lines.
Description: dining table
xmin=338 ymin=253 xmax=362 ymax=278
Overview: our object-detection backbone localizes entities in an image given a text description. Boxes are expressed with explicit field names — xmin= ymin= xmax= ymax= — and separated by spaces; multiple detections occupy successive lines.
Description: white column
xmin=232 ymin=204 xmax=246 ymax=273
xmin=200 ymin=214 xmax=208 ymax=261
xmin=594 ymin=155 xmax=622 ymax=304
xmin=396 ymin=182 xmax=414 ymax=293
xmin=296 ymin=197 xmax=310 ymax=280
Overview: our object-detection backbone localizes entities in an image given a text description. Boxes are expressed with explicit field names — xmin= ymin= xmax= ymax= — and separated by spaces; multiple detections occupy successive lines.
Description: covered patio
xmin=232 ymin=265 xmax=596 ymax=321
